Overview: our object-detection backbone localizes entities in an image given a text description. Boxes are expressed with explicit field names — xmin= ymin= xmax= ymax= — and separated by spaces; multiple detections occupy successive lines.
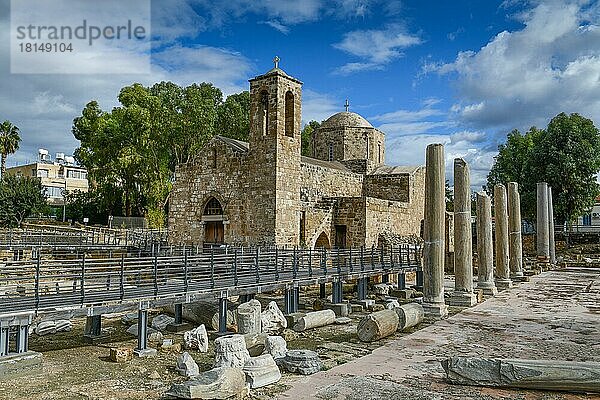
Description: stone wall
xmin=333 ymin=197 xmax=366 ymax=248
xmin=168 ymin=139 xmax=250 ymax=245
xmin=300 ymin=160 xmax=363 ymax=248
xmin=312 ymin=125 xmax=386 ymax=166
xmin=310 ymin=128 xmax=345 ymax=161
xmin=300 ymin=160 xmax=363 ymax=202
xmin=364 ymin=198 xmax=419 ymax=247
xmin=363 ymin=174 xmax=410 ymax=202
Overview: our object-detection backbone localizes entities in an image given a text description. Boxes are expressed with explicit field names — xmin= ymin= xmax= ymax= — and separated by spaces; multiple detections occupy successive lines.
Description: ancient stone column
xmin=494 ymin=184 xmax=513 ymax=290
xmin=236 ymin=299 xmax=261 ymax=335
xmin=536 ymin=182 xmax=550 ymax=262
xmin=476 ymin=192 xmax=498 ymax=296
xmin=508 ymin=182 xmax=524 ymax=280
xmin=548 ymin=186 xmax=556 ymax=264
xmin=449 ymin=158 xmax=477 ymax=306
xmin=422 ymin=143 xmax=449 ymax=318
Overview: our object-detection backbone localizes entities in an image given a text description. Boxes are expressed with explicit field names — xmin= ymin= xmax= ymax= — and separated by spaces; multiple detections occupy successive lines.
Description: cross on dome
xmin=344 ymin=99 xmax=350 ymax=112
xmin=273 ymin=56 xmax=280 ymax=69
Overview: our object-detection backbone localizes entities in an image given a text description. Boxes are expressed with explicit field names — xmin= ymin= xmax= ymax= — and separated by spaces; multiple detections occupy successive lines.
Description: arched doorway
xmin=314 ymin=232 xmax=330 ymax=249
xmin=203 ymin=197 xmax=224 ymax=244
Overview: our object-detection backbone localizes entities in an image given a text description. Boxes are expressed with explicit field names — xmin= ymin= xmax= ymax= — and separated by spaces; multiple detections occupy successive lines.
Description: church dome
xmin=321 ymin=112 xmax=373 ymax=129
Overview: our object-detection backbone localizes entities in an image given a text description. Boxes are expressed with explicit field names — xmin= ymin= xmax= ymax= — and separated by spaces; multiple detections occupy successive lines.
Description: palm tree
xmin=0 ymin=120 xmax=22 ymax=178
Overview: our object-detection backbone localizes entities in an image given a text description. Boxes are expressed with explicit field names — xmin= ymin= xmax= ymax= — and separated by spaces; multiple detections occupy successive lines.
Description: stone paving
xmin=278 ymin=267 xmax=600 ymax=399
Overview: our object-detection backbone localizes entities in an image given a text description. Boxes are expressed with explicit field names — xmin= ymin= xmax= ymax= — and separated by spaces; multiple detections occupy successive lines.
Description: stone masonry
xmin=168 ymin=61 xmax=425 ymax=248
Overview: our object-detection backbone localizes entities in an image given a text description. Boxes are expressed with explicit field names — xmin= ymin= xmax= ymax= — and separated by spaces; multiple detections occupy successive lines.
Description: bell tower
xmin=247 ymin=57 xmax=303 ymax=246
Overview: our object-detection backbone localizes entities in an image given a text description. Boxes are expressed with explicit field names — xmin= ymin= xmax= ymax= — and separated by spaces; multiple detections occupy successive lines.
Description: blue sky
xmin=1 ymin=0 xmax=600 ymax=188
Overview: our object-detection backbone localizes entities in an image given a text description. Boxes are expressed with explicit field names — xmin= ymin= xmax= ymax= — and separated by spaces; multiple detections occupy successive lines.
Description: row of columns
xmin=423 ymin=144 xmax=529 ymax=317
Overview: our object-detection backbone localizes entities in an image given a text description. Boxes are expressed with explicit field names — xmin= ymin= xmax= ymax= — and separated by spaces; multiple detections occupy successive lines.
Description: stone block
xmin=324 ymin=302 xmax=350 ymax=317
xmin=109 ymin=347 xmax=133 ymax=363
xmin=148 ymin=331 xmax=164 ymax=343
xmin=151 ymin=314 xmax=175 ymax=331
xmin=126 ymin=323 xmax=159 ymax=337
xmin=281 ymin=350 xmax=323 ymax=375
xmin=352 ymin=299 xmax=374 ymax=310
xmin=373 ymin=283 xmax=391 ymax=295
xmin=285 ymin=312 xmax=305 ymax=327
xmin=176 ymin=352 xmax=200 ymax=377
xmin=385 ymin=299 xmax=400 ymax=309
xmin=55 ymin=320 xmax=72 ymax=332
xmin=244 ymin=332 xmax=268 ymax=357
xmin=350 ymin=304 xmax=364 ymax=313
xmin=243 ymin=354 xmax=282 ymax=388
xmin=35 ymin=321 xmax=56 ymax=336
xmin=261 ymin=301 xmax=287 ymax=334
xmin=184 ymin=324 xmax=209 ymax=352
xmin=214 ymin=334 xmax=251 ymax=368
xmin=161 ymin=341 xmax=182 ymax=353
xmin=390 ymin=289 xmax=416 ymax=300
xmin=165 ymin=367 xmax=248 ymax=400
xmin=236 ymin=299 xmax=262 ymax=335
xmin=264 ymin=335 xmax=287 ymax=361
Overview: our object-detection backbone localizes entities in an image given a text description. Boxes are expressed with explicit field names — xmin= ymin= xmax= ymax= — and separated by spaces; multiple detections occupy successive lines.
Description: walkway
xmin=278 ymin=267 xmax=600 ymax=399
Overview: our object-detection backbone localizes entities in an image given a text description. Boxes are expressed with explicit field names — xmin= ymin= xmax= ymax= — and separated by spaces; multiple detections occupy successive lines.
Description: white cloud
xmin=333 ymin=24 xmax=422 ymax=74
xmin=151 ymin=0 xmax=207 ymax=42
xmin=301 ymin=89 xmax=342 ymax=125
xmin=426 ymin=0 xmax=600 ymax=132
xmin=194 ymin=0 xmax=382 ymax=29
xmin=260 ymin=20 xmax=290 ymax=34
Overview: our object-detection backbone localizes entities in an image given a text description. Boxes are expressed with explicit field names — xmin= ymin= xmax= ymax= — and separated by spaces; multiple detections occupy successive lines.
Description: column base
xmin=133 ymin=348 xmax=157 ymax=358
xmin=476 ymin=283 xmax=498 ymax=296
xmin=495 ymin=278 xmax=513 ymax=291
xmin=510 ymin=272 xmax=524 ymax=281
xmin=422 ymin=302 xmax=448 ymax=319
xmin=448 ymin=291 xmax=478 ymax=307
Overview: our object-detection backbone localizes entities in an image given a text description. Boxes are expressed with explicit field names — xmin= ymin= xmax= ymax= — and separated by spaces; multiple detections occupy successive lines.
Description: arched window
xmin=260 ymin=91 xmax=269 ymax=136
xmin=285 ymin=91 xmax=294 ymax=137
xmin=203 ymin=197 xmax=223 ymax=216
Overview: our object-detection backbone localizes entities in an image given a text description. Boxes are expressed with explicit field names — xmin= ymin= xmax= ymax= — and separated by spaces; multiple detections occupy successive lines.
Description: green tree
xmin=73 ymin=81 xmax=235 ymax=226
xmin=486 ymin=127 xmax=542 ymax=221
xmin=301 ymin=120 xmax=320 ymax=156
xmin=217 ymin=91 xmax=250 ymax=141
xmin=0 ymin=175 xmax=47 ymax=227
xmin=445 ymin=179 xmax=454 ymax=212
xmin=487 ymin=113 xmax=600 ymax=224
xmin=530 ymin=113 xmax=600 ymax=224
xmin=0 ymin=120 xmax=21 ymax=178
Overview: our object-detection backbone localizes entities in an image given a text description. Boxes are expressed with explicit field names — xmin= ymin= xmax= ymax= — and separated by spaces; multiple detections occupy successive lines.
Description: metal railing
xmin=0 ymin=227 xmax=168 ymax=252
xmin=0 ymin=245 xmax=421 ymax=317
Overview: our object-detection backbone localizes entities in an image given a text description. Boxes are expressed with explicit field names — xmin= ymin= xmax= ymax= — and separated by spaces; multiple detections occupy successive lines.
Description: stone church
xmin=168 ymin=61 xmax=425 ymax=248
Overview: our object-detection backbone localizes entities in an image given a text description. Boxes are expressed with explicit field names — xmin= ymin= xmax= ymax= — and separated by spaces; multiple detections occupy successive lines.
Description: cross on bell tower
xmin=273 ymin=56 xmax=280 ymax=69
xmin=344 ymin=99 xmax=350 ymax=112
